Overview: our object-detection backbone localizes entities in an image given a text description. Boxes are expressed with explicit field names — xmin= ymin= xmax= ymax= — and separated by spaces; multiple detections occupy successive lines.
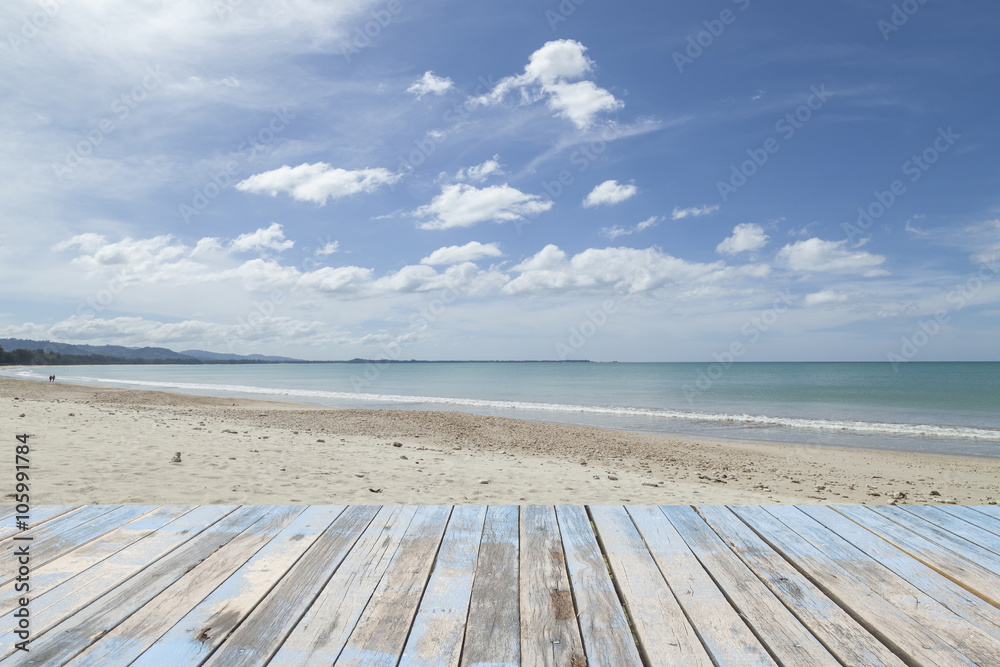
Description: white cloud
xmin=315 ymin=241 xmax=340 ymax=256
xmin=671 ymin=204 xmax=719 ymax=220
xmin=583 ymin=180 xmax=637 ymax=208
xmin=230 ymin=223 xmax=294 ymax=254
xmin=777 ymin=238 xmax=889 ymax=277
xmin=455 ymin=156 xmax=503 ymax=183
xmin=504 ymin=244 xmax=726 ymax=295
xmin=803 ymin=290 xmax=850 ymax=306
xmin=420 ymin=241 xmax=502 ymax=266
xmin=600 ymin=215 xmax=659 ymax=239
xmin=235 ymin=163 xmax=401 ymax=205
xmin=470 ymin=40 xmax=623 ymax=129
xmin=413 ymin=183 xmax=553 ymax=230
xmin=716 ymin=224 xmax=769 ymax=255
xmin=407 ymin=71 xmax=455 ymax=99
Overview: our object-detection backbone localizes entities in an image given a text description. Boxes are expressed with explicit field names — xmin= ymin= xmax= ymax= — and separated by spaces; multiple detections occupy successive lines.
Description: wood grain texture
xmin=460 ymin=505 xmax=521 ymax=667
xmin=519 ymin=505 xmax=586 ymax=667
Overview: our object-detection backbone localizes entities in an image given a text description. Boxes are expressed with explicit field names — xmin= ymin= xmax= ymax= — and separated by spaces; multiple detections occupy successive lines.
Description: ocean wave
xmin=17 ymin=370 xmax=999 ymax=442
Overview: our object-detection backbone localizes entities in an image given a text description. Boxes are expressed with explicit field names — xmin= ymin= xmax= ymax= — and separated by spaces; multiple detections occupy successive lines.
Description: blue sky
xmin=1 ymin=0 xmax=998 ymax=361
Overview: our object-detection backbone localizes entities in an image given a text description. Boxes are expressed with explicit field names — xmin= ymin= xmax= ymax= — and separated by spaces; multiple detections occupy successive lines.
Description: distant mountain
xmin=0 ymin=338 xmax=304 ymax=363
xmin=181 ymin=349 xmax=302 ymax=362
xmin=0 ymin=338 xmax=193 ymax=360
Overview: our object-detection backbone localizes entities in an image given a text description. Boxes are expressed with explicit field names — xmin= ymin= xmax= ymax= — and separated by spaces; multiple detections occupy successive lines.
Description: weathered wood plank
xmin=801 ymin=505 xmax=1000 ymax=640
xmin=697 ymin=506 xmax=907 ymax=667
xmin=201 ymin=506 xmax=380 ymax=667
xmin=335 ymin=505 xmax=452 ymax=667
xmin=662 ymin=505 xmax=841 ymax=666
xmin=589 ymin=506 xmax=713 ymax=666
xmin=0 ymin=505 xmax=127 ymax=583
xmin=0 ymin=505 xmax=80 ymax=541
xmin=557 ymin=505 xmax=643 ymax=667
xmin=0 ymin=505 xmax=240 ymax=656
xmin=936 ymin=505 xmax=1000 ymax=539
xmin=130 ymin=506 xmax=348 ymax=666
xmin=13 ymin=505 xmax=156 ymax=571
xmin=835 ymin=505 xmax=1000 ymax=610
xmin=628 ymin=505 xmax=776 ymax=666
xmin=902 ymin=506 xmax=1000 ymax=556
xmin=0 ymin=506 xmax=195 ymax=619
xmin=766 ymin=505 xmax=1000 ymax=666
xmin=870 ymin=506 xmax=1000 ymax=576
xmin=460 ymin=505 xmax=521 ymax=667
xmin=2 ymin=505 xmax=264 ymax=665
xmin=731 ymin=505 xmax=977 ymax=667
xmin=398 ymin=505 xmax=488 ymax=667
xmin=518 ymin=505 xmax=586 ymax=667
xmin=267 ymin=506 xmax=419 ymax=666
xmin=67 ymin=506 xmax=308 ymax=666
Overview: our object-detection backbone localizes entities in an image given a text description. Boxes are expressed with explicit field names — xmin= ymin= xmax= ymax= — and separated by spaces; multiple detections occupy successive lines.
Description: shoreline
xmin=3 ymin=376 xmax=998 ymax=505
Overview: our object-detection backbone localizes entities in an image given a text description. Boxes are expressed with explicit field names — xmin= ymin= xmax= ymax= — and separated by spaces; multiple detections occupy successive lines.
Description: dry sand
xmin=2 ymin=376 xmax=998 ymax=505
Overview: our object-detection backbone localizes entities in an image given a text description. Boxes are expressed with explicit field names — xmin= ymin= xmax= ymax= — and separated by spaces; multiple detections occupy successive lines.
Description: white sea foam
xmin=24 ymin=371 xmax=999 ymax=442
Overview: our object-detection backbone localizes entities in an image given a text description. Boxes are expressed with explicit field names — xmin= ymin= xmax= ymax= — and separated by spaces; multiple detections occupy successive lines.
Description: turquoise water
xmin=5 ymin=362 xmax=999 ymax=458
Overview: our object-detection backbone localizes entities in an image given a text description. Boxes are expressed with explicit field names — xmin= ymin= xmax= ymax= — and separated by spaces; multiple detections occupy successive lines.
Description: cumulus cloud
xmin=600 ymin=216 xmax=659 ymax=239
xmin=455 ymin=156 xmax=503 ymax=183
xmin=413 ymin=183 xmax=553 ymax=230
xmin=716 ymin=224 xmax=769 ymax=256
xmin=777 ymin=238 xmax=889 ymax=277
xmin=803 ymin=290 xmax=850 ymax=306
xmin=235 ymin=163 xmax=400 ymax=205
xmin=230 ymin=223 xmax=294 ymax=254
xmin=504 ymin=244 xmax=729 ymax=295
xmin=315 ymin=241 xmax=340 ymax=256
xmin=583 ymin=180 xmax=637 ymax=208
xmin=469 ymin=39 xmax=623 ymax=129
xmin=671 ymin=204 xmax=719 ymax=220
xmin=420 ymin=241 xmax=502 ymax=266
xmin=407 ymin=71 xmax=454 ymax=99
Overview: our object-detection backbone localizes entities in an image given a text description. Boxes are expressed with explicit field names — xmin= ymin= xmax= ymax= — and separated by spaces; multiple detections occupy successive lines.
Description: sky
xmin=1 ymin=0 xmax=998 ymax=362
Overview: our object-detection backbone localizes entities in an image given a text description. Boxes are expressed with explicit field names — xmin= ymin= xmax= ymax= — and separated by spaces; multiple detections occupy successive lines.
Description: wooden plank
xmin=0 ymin=505 xmax=81 ymax=540
xmin=870 ymin=506 xmax=1000 ymax=576
xmin=841 ymin=506 xmax=1000 ymax=609
xmin=901 ymin=506 xmax=1000 ymax=556
xmin=0 ymin=506 xmax=195 ymax=618
xmin=801 ymin=505 xmax=1000 ymax=640
xmin=66 ymin=506 xmax=309 ymax=666
xmin=267 ymin=506 xmax=420 ymax=666
xmin=128 ymin=506 xmax=347 ymax=665
xmin=628 ymin=505 xmax=776 ymax=666
xmin=697 ymin=506 xmax=907 ymax=667
xmin=731 ymin=505 xmax=977 ymax=667
xmin=335 ymin=505 xmax=452 ymax=667
xmin=766 ymin=505 xmax=1000 ymax=667
xmin=589 ymin=506 xmax=713 ymax=666
xmin=3 ymin=505 xmax=265 ymax=665
xmin=0 ymin=505 xmax=240 ymax=656
xmin=200 ymin=506 xmax=380 ymax=667
xmin=460 ymin=505 xmax=521 ymax=667
xmin=661 ymin=505 xmax=841 ymax=666
xmin=398 ymin=505 xmax=488 ymax=667
xmin=557 ymin=505 xmax=643 ymax=667
xmin=0 ymin=505 xmax=127 ymax=582
xmin=14 ymin=505 xmax=157 ymax=570
xmin=936 ymin=505 xmax=1000 ymax=539
xmin=518 ymin=505 xmax=586 ymax=667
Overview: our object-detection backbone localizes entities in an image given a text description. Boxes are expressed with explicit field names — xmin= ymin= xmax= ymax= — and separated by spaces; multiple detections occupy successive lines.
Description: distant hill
xmin=181 ymin=349 xmax=301 ymax=362
xmin=0 ymin=338 xmax=305 ymax=364
xmin=0 ymin=338 xmax=192 ymax=360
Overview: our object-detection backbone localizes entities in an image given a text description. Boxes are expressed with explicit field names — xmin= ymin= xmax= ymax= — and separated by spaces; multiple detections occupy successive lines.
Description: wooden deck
xmin=3 ymin=505 xmax=1000 ymax=666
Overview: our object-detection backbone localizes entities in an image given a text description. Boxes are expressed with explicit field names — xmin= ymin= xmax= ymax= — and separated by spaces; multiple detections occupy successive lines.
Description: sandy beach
xmin=2 ymin=375 xmax=998 ymax=505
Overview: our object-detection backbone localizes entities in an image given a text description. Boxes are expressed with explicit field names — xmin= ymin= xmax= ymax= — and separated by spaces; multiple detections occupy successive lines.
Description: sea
xmin=4 ymin=362 xmax=999 ymax=458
